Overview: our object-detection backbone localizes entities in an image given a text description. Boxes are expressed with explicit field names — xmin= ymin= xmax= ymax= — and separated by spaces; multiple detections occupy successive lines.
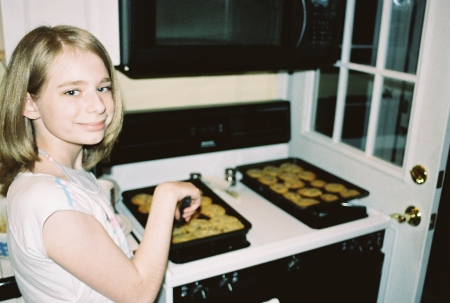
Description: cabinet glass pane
xmin=350 ymin=0 xmax=381 ymax=66
xmin=385 ymin=0 xmax=426 ymax=74
xmin=312 ymin=0 xmax=425 ymax=169
xmin=314 ymin=69 xmax=375 ymax=150
xmin=341 ymin=71 xmax=374 ymax=150
xmin=314 ymin=67 xmax=340 ymax=137
xmin=374 ymin=78 xmax=414 ymax=166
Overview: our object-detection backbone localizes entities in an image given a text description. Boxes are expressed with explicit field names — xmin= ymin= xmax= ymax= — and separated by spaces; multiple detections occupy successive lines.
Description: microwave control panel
xmin=310 ymin=0 xmax=341 ymax=45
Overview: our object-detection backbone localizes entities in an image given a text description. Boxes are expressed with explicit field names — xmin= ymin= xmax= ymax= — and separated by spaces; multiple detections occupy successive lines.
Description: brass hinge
xmin=429 ymin=213 xmax=437 ymax=230
xmin=437 ymin=170 xmax=445 ymax=188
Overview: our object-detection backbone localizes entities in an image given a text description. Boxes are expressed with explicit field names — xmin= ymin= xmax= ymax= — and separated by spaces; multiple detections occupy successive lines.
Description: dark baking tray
xmin=121 ymin=178 xmax=251 ymax=263
xmin=236 ymin=157 xmax=369 ymax=229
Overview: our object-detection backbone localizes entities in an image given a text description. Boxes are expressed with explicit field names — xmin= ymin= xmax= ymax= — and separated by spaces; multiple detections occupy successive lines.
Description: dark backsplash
xmin=97 ymin=100 xmax=291 ymax=173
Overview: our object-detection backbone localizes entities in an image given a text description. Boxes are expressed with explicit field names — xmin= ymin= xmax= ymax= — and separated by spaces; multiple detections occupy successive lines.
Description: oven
xmin=99 ymin=100 xmax=391 ymax=303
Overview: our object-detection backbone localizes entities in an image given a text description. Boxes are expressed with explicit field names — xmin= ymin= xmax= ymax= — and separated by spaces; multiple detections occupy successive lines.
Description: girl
xmin=0 ymin=25 xmax=201 ymax=303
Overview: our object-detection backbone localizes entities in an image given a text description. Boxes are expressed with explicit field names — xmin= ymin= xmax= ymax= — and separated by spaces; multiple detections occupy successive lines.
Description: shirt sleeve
xmin=7 ymin=174 xmax=93 ymax=258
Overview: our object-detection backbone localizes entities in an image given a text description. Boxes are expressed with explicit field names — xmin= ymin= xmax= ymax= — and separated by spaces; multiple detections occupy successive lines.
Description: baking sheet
xmin=121 ymin=178 xmax=251 ymax=263
xmin=236 ymin=157 xmax=369 ymax=229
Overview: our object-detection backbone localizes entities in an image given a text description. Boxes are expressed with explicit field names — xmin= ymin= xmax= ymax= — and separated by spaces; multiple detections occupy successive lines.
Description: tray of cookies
xmin=121 ymin=178 xmax=251 ymax=263
xmin=236 ymin=157 xmax=369 ymax=229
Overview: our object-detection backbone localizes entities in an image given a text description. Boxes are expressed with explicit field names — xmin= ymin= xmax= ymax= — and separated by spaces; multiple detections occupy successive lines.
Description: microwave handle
xmin=294 ymin=0 xmax=308 ymax=50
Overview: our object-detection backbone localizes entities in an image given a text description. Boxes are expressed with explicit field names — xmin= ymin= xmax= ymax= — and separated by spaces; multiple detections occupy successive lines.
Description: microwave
xmin=118 ymin=0 xmax=346 ymax=78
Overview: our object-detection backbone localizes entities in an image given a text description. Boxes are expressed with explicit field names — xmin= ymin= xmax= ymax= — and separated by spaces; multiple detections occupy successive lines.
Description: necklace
xmin=38 ymin=149 xmax=100 ymax=193
xmin=37 ymin=150 xmax=134 ymax=258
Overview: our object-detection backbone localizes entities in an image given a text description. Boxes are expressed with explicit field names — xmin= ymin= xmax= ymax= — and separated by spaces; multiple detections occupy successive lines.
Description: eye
xmin=64 ymin=89 xmax=80 ymax=96
xmin=97 ymin=86 xmax=112 ymax=93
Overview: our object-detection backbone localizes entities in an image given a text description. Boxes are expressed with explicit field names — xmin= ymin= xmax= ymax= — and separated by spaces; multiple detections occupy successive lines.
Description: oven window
xmin=155 ymin=0 xmax=283 ymax=46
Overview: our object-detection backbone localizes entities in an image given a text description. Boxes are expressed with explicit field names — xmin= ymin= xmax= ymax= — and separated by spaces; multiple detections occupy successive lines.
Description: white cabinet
xmin=0 ymin=0 xmax=120 ymax=65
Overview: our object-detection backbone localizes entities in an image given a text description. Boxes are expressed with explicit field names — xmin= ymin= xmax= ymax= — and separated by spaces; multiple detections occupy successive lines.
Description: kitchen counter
xmin=116 ymin=178 xmax=392 ymax=288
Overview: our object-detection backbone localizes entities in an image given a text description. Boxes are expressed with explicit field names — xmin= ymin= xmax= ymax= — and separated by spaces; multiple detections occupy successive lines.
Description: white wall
xmin=117 ymin=72 xmax=280 ymax=111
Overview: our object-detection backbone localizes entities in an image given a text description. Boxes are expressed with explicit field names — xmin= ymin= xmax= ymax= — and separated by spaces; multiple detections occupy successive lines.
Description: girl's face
xmin=28 ymin=49 xmax=115 ymax=154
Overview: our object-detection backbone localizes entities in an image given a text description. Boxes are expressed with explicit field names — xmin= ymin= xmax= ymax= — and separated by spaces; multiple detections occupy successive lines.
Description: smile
xmin=79 ymin=120 xmax=106 ymax=131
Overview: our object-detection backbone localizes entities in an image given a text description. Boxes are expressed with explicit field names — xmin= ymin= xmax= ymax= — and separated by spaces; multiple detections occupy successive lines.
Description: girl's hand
xmin=174 ymin=186 xmax=201 ymax=222
xmin=175 ymin=196 xmax=198 ymax=222
xmin=153 ymin=181 xmax=201 ymax=222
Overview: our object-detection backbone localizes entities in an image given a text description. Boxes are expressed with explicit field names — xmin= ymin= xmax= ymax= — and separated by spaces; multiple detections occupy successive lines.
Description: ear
xmin=23 ymin=93 xmax=40 ymax=120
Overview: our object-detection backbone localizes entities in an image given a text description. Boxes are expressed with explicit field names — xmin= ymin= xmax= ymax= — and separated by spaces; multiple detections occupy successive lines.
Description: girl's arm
xmin=43 ymin=181 xmax=201 ymax=303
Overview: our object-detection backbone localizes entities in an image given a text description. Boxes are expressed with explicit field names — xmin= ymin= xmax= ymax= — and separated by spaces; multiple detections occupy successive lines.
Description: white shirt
xmin=6 ymin=169 xmax=132 ymax=303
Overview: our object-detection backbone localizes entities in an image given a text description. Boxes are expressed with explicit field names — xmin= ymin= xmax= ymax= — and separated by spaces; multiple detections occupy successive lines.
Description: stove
xmin=99 ymin=101 xmax=391 ymax=303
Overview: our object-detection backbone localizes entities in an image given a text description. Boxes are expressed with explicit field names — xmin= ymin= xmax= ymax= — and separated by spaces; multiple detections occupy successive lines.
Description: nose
xmin=86 ymin=91 xmax=107 ymax=114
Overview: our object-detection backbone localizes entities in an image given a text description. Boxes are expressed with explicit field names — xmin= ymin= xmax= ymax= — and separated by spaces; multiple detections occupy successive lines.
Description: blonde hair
xmin=0 ymin=25 xmax=123 ymax=186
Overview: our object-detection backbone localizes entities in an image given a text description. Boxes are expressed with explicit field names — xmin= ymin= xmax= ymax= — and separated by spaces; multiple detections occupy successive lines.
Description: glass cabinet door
xmin=313 ymin=0 xmax=426 ymax=167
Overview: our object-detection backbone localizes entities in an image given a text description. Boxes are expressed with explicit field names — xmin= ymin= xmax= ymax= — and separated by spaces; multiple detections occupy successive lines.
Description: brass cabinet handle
xmin=390 ymin=206 xmax=421 ymax=226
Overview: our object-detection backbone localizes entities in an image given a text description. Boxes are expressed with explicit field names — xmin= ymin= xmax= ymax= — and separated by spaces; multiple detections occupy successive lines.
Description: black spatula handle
xmin=175 ymin=196 xmax=191 ymax=227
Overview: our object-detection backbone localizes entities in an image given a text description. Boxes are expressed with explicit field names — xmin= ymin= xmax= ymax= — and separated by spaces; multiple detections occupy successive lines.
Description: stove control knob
xmin=231 ymin=272 xmax=239 ymax=284
xmin=191 ymin=281 xmax=209 ymax=300
xmin=218 ymin=274 xmax=234 ymax=292
xmin=179 ymin=285 xmax=189 ymax=298
xmin=287 ymin=255 xmax=302 ymax=272
xmin=225 ymin=168 xmax=237 ymax=186
xmin=190 ymin=172 xmax=202 ymax=180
